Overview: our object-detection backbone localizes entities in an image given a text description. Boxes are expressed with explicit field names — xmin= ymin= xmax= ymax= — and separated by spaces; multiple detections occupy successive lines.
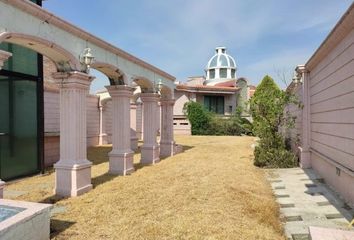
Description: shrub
xmin=250 ymin=75 xmax=298 ymax=168
xmin=183 ymin=101 xmax=211 ymax=135
xmin=183 ymin=101 xmax=252 ymax=136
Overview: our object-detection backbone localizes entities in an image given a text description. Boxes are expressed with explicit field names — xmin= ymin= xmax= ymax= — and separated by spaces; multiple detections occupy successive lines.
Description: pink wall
xmin=300 ymin=26 xmax=354 ymax=205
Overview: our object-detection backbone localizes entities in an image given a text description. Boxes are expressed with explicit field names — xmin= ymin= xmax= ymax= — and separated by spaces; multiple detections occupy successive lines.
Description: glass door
xmin=0 ymin=76 xmax=39 ymax=180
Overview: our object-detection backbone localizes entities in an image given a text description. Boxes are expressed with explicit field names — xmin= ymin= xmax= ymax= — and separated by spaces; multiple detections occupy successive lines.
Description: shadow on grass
xmin=50 ymin=219 xmax=76 ymax=239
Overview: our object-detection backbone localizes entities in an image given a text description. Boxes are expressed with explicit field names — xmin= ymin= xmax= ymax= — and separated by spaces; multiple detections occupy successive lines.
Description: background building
xmin=173 ymin=47 xmax=255 ymax=135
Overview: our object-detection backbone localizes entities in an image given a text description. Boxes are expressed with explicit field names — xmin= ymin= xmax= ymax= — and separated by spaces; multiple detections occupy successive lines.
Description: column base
xmin=299 ymin=147 xmax=311 ymax=169
xmin=54 ymin=160 xmax=92 ymax=197
xmin=141 ymin=145 xmax=160 ymax=165
xmin=0 ymin=180 xmax=5 ymax=198
xmin=131 ymin=136 xmax=139 ymax=151
xmin=108 ymin=151 xmax=134 ymax=175
xmin=160 ymin=141 xmax=175 ymax=158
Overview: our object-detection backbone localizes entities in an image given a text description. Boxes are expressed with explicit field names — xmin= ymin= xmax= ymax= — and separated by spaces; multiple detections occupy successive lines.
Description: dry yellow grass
xmin=6 ymin=136 xmax=285 ymax=240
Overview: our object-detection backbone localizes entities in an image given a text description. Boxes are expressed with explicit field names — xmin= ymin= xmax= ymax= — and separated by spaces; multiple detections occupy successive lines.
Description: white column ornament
xmin=160 ymin=99 xmax=176 ymax=157
xmin=106 ymin=85 xmax=135 ymax=175
xmin=53 ymin=71 xmax=94 ymax=197
xmin=140 ymin=93 xmax=160 ymax=164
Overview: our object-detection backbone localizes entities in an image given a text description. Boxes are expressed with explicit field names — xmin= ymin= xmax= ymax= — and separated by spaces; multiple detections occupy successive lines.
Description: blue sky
xmin=43 ymin=0 xmax=353 ymax=91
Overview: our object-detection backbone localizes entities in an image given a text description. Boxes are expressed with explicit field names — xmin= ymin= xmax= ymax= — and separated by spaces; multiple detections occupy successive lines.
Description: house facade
xmin=173 ymin=47 xmax=254 ymax=134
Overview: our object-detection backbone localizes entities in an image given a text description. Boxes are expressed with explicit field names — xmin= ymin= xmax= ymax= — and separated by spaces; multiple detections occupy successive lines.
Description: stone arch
xmin=160 ymin=85 xmax=173 ymax=99
xmin=0 ymin=32 xmax=81 ymax=71
xmin=90 ymin=61 xmax=128 ymax=86
xmin=132 ymin=77 xmax=154 ymax=93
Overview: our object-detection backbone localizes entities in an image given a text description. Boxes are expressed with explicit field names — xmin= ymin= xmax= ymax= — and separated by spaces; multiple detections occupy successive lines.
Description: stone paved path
xmin=266 ymin=168 xmax=354 ymax=240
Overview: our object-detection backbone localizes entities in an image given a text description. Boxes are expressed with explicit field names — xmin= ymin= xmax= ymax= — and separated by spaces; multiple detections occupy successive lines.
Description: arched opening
xmin=0 ymin=34 xmax=78 ymax=180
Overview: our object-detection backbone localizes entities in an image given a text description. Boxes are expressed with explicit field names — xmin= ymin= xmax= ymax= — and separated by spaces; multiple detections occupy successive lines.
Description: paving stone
xmin=316 ymin=201 xmax=331 ymax=206
xmin=280 ymin=203 xmax=295 ymax=208
xmin=275 ymin=194 xmax=290 ymax=198
xmin=286 ymin=216 xmax=303 ymax=222
xmin=266 ymin=168 xmax=354 ymax=239
xmin=305 ymin=184 xmax=317 ymax=188
xmin=291 ymin=233 xmax=310 ymax=240
xmin=325 ymin=213 xmax=344 ymax=220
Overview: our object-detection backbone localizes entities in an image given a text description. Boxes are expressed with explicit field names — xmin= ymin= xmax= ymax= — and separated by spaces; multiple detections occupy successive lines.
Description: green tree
xmin=250 ymin=75 xmax=297 ymax=168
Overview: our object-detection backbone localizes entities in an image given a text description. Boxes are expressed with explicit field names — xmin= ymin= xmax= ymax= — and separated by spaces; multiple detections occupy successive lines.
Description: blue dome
xmin=206 ymin=47 xmax=236 ymax=69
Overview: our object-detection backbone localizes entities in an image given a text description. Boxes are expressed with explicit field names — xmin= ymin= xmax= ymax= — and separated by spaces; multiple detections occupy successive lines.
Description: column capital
xmin=140 ymin=93 xmax=160 ymax=102
xmin=295 ymin=65 xmax=309 ymax=74
xmin=159 ymin=98 xmax=175 ymax=106
xmin=52 ymin=71 xmax=95 ymax=89
xmin=0 ymin=50 xmax=12 ymax=70
xmin=105 ymin=85 xmax=133 ymax=97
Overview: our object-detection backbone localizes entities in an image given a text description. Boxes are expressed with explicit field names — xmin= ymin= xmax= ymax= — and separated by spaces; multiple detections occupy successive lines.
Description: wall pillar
xmin=130 ymin=103 xmax=138 ymax=151
xmin=140 ymin=93 xmax=160 ymax=164
xmin=98 ymin=104 xmax=104 ymax=145
xmin=53 ymin=72 xmax=94 ymax=197
xmin=106 ymin=85 xmax=134 ymax=175
xmin=0 ymin=50 xmax=12 ymax=197
xmin=297 ymin=65 xmax=311 ymax=168
xmin=160 ymin=99 xmax=176 ymax=157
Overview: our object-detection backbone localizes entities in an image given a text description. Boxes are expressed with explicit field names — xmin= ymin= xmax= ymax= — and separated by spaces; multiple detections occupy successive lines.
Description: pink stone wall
xmin=86 ymin=95 xmax=100 ymax=146
xmin=307 ymin=28 xmax=354 ymax=205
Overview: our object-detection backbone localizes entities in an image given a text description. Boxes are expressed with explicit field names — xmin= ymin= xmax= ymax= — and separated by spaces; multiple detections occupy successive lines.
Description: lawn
xmin=5 ymin=136 xmax=284 ymax=239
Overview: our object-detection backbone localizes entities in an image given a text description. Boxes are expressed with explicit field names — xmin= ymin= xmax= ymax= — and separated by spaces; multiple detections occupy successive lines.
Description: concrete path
xmin=266 ymin=168 xmax=354 ymax=240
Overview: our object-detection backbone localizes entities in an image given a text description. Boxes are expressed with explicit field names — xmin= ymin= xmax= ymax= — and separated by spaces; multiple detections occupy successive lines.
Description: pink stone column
xmin=140 ymin=93 xmax=160 ymax=164
xmin=160 ymin=99 xmax=176 ymax=157
xmin=297 ymin=65 xmax=311 ymax=168
xmin=53 ymin=72 xmax=94 ymax=197
xmin=0 ymin=50 xmax=12 ymax=197
xmin=130 ymin=103 xmax=138 ymax=151
xmin=106 ymin=85 xmax=135 ymax=175
xmin=98 ymin=104 xmax=104 ymax=145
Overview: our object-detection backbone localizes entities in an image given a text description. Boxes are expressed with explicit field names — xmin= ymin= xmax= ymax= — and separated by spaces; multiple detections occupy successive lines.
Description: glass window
xmin=209 ymin=56 xmax=217 ymax=68
xmin=218 ymin=55 xmax=228 ymax=66
xmin=209 ymin=69 xmax=215 ymax=79
xmin=0 ymin=43 xmax=38 ymax=76
xmin=204 ymin=96 xmax=224 ymax=114
xmin=220 ymin=68 xmax=227 ymax=78
xmin=231 ymin=69 xmax=236 ymax=78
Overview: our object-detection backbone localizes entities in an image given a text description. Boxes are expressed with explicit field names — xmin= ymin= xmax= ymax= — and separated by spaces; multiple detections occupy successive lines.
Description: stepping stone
xmin=308 ymin=192 xmax=323 ymax=196
xmin=309 ymin=226 xmax=354 ymax=240
xmin=285 ymin=215 xmax=303 ymax=222
xmin=305 ymin=184 xmax=317 ymax=188
xmin=270 ymin=179 xmax=282 ymax=183
xmin=296 ymin=172 xmax=306 ymax=175
xmin=325 ymin=213 xmax=344 ymax=219
xmin=275 ymin=194 xmax=290 ymax=198
xmin=275 ymin=186 xmax=286 ymax=190
xmin=280 ymin=203 xmax=295 ymax=208
xmin=316 ymin=201 xmax=331 ymax=206
xmin=300 ymin=178 xmax=311 ymax=181
xmin=291 ymin=233 xmax=310 ymax=240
